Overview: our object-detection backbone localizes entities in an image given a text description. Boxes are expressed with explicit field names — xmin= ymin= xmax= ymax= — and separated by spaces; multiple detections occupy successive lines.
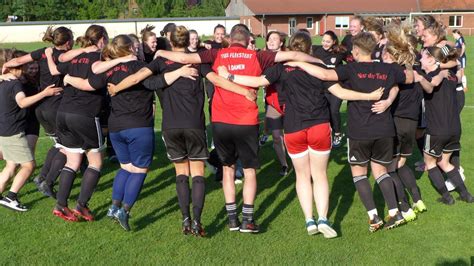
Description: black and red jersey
xmin=57 ymin=51 xmax=104 ymax=118
xmin=264 ymin=63 xmax=335 ymax=133
xmin=335 ymin=62 xmax=406 ymax=140
xmin=89 ymin=60 xmax=155 ymax=132
xmin=423 ymin=68 xmax=461 ymax=136
xmin=30 ymin=47 xmax=66 ymax=112
xmin=145 ymin=56 xmax=212 ymax=130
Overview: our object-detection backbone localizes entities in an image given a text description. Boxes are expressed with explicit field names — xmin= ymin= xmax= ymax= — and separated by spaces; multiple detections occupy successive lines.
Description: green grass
xmin=1 ymin=38 xmax=474 ymax=265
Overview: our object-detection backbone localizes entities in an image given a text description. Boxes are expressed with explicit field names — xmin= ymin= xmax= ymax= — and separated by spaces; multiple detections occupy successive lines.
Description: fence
xmin=0 ymin=17 xmax=240 ymax=43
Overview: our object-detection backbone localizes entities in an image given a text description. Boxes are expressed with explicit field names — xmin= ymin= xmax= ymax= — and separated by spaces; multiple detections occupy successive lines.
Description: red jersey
xmin=199 ymin=44 xmax=276 ymax=125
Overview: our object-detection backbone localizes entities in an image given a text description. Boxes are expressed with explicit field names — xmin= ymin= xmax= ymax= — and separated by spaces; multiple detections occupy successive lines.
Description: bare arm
xmin=371 ymin=86 xmax=399 ymax=114
xmin=440 ymin=60 xmax=457 ymax=69
xmin=206 ymin=72 xmax=257 ymax=102
xmin=45 ymin=47 xmax=61 ymax=76
xmin=64 ymin=75 xmax=94 ymax=91
xmin=59 ymin=46 xmax=97 ymax=62
xmin=284 ymin=61 xmax=339 ymax=81
xmin=328 ymin=84 xmax=384 ymax=101
xmin=216 ymin=65 xmax=270 ymax=87
xmin=415 ymin=70 xmax=448 ymax=94
xmin=91 ymin=55 xmax=137 ymax=74
xmin=155 ymin=50 xmax=202 ymax=64
xmin=2 ymin=54 xmax=33 ymax=74
xmin=15 ymin=85 xmax=63 ymax=108
xmin=275 ymin=51 xmax=322 ymax=64
xmin=108 ymin=67 xmax=154 ymax=96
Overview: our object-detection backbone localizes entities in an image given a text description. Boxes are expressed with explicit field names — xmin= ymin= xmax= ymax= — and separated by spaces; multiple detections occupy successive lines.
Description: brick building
xmin=225 ymin=0 xmax=474 ymax=36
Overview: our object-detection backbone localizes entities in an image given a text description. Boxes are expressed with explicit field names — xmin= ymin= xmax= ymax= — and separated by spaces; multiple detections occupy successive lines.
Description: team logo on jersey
xmin=375 ymin=51 xmax=380 ymax=58
xmin=331 ymin=57 xmax=336 ymax=64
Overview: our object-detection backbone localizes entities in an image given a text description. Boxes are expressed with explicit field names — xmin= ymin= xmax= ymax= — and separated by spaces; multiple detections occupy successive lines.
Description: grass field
xmin=1 ymin=38 xmax=473 ymax=265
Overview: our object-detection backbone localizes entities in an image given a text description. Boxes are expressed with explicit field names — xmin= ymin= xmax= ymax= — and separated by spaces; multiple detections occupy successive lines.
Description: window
xmin=289 ymin=17 xmax=297 ymax=36
xmin=306 ymin=17 xmax=313 ymax=29
xmin=449 ymin=15 xmax=463 ymax=27
xmin=335 ymin=16 xmax=349 ymax=29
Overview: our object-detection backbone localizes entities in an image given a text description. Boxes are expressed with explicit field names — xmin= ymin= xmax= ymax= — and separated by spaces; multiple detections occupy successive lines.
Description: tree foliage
xmin=0 ymin=0 xmax=229 ymax=22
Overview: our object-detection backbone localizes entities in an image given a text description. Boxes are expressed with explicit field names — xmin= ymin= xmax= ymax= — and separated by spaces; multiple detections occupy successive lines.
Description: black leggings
xmin=325 ymin=92 xmax=343 ymax=133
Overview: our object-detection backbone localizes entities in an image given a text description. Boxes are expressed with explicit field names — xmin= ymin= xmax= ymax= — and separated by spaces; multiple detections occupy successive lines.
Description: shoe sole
xmin=229 ymin=227 xmax=240 ymax=232
xmin=118 ymin=222 xmax=131 ymax=231
xmin=317 ymin=224 xmax=337 ymax=238
xmin=306 ymin=225 xmax=319 ymax=235
xmin=0 ymin=201 xmax=28 ymax=212
xmin=239 ymin=229 xmax=259 ymax=233
xmin=369 ymin=221 xmax=383 ymax=233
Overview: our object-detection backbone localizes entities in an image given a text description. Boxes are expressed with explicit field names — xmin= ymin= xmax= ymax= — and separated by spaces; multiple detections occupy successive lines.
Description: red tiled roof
xmin=242 ymin=0 xmax=420 ymax=15
xmin=419 ymin=0 xmax=474 ymax=11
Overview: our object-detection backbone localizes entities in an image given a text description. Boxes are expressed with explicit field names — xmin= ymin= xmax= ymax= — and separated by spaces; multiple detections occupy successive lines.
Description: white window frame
xmin=449 ymin=15 xmax=463 ymax=27
xmin=289 ymin=17 xmax=297 ymax=36
xmin=335 ymin=16 xmax=350 ymax=29
xmin=306 ymin=17 xmax=313 ymax=29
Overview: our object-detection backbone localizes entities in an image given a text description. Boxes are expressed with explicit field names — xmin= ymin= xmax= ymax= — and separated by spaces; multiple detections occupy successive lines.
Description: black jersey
xmin=341 ymin=34 xmax=355 ymax=63
xmin=392 ymin=64 xmax=423 ymax=120
xmin=145 ymin=57 xmax=212 ymax=130
xmin=204 ymin=40 xmax=224 ymax=49
xmin=57 ymin=51 xmax=104 ymax=118
xmin=312 ymin=46 xmax=344 ymax=69
xmin=88 ymin=60 xmax=155 ymax=132
xmin=157 ymin=37 xmax=172 ymax=52
xmin=335 ymin=62 xmax=406 ymax=140
xmin=264 ymin=63 xmax=334 ymax=133
xmin=22 ymin=80 xmax=40 ymax=123
xmin=0 ymin=80 xmax=26 ymax=136
xmin=423 ymin=68 xmax=461 ymax=136
xmin=30 ymin=47 xmax=66 ymax=112
xmin=372 ymin=43 xmax=385 ymax=62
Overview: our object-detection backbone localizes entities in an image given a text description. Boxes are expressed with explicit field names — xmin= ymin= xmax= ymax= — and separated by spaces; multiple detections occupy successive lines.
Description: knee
xmin=22 ymin=161 xmax=35 ymax=173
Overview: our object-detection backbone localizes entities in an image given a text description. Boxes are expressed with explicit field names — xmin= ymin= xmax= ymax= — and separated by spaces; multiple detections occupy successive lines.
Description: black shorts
xmin=347 ymin=137 xmax=394 ymax=165
xmin=56 ymin=112 xmax=105 ymax=153
xmin=35 ymin=108 xmax=57 ymax=136
xmin=417 ymin=99 xmax=426 ymax=129
xmin=212 ymin=122 xmax=259 ymax=169
xmin=162 ymin=128 xmax=209 ymax=162
xmin=394 ymin=117 xmax=418 ymax=157
xmin=423 ymin=134 xmax=460 ymax=158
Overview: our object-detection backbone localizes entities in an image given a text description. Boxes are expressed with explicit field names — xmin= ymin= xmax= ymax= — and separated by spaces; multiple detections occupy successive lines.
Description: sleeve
xmin=198 ymin=49 xmax=219 ymax=64
xmin=142 ymin=74 xmax=168 ymax=91
xmin=30 ymin=48 xmax=44 ymax=61
xmin=200 ymin=63 xmax=213 ymax=77
xmin=88 ymin=73 xmax=107 ymax=90
xmin=322 ymin=80 xmax=337 ymax=91
xmin=393 ymin=64 xmax=407 ymax=84
xmin=145 ymin=59 xmax=161 ymax=74
xmin=56 ymin=62 xmax=70 ymax=75
xmin=335 ymin=64 xmax=350 ymax=81
xmin=263 ymin=63 xmax=283 ymax=84
xmin=12 ymin=81 xmax=24 ymax=95
xmin=257 ymin=50 xmax=277 ymax=70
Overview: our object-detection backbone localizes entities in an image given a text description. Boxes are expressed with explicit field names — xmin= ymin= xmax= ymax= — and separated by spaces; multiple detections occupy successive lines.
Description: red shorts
xmin=284 ymin=122 xmax=332 ymax=158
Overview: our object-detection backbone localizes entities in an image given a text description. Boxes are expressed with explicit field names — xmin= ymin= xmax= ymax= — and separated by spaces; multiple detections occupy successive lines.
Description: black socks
xmin=176 ymin=175 xmax=190 ymax=219
xmin=192 ymin=176 xmax=205 ymax=222
xmin=78 ymin=167 xmax=101 ymax=207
